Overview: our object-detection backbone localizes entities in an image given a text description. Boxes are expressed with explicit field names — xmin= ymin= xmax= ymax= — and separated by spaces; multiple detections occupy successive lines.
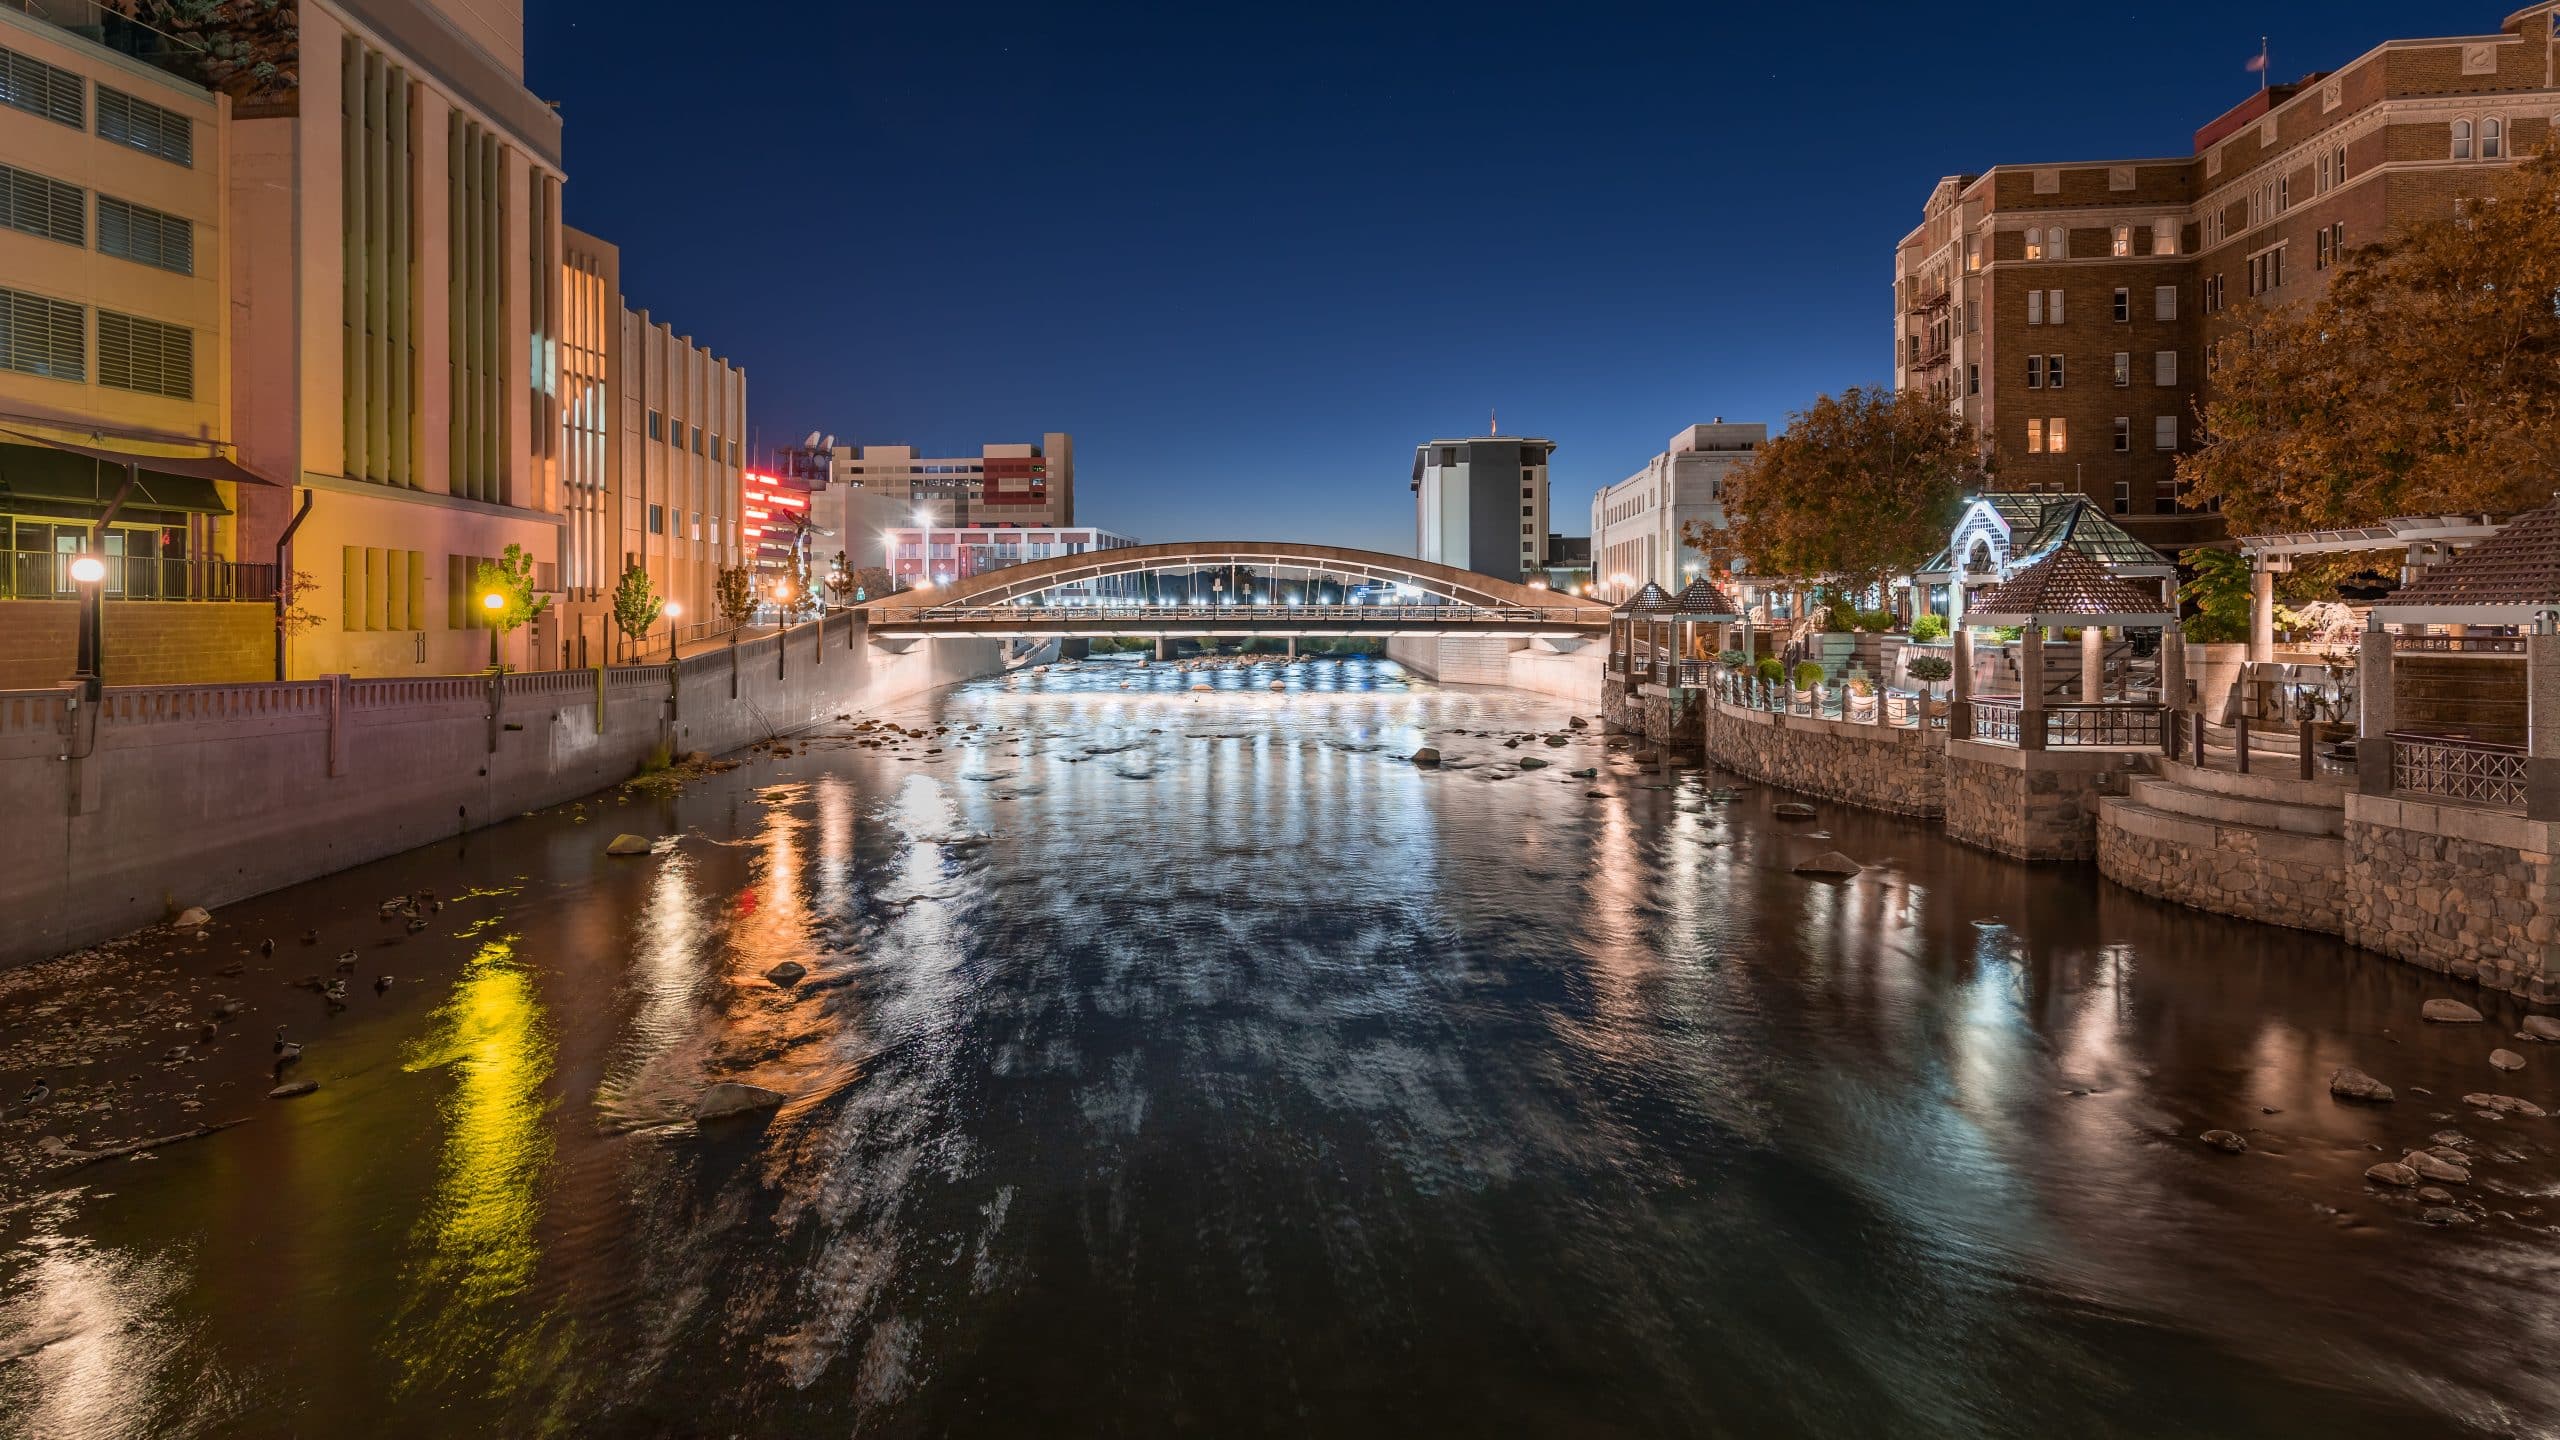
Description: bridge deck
xmin=867 ymin=603 xmax=1607 ymax=640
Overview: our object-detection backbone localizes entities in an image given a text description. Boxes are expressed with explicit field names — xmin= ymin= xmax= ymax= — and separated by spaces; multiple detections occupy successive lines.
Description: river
xmin=1 ymin=654 xmax=2556 ymax=1438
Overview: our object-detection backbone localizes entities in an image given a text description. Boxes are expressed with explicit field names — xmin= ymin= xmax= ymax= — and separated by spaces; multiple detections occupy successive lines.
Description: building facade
xmin=1894 ymin=2 xmax=2560 ymax=551
xmin=1588 ymin=421 xmax=1765 ymax=596
xmin=1410 ymin=434 xmax=1553 ymax=584
xmin=883 ymin=523 xmax=1138 ymax=596
xmin=832 ymin=434 xmax=1075 ymax=528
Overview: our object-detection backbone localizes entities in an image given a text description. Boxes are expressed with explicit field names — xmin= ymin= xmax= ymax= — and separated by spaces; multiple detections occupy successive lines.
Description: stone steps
xmin=2099 ymin=795 xmax=2343 ymax=867
xmin=2124 ymin=774 xmax=2345 ymax=837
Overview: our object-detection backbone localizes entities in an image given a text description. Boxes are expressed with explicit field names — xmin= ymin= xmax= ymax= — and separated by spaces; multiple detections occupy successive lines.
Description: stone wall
xmin=1600 ymin=673 xmax=1644 ymax=735
xmin=1945 ymin=740 xmax=2129 ymax=861
xmin=0 ymin=615 xmax=1005 ymax=968
xmin=2097 ymin=801 xmax=2347 ymax=935
xmin=1699 ymin=699 xmax=1946 ymax=817
xmin=0 ymin=599 xmax=276 ymax=689
xmin=2339 ymin=794 xmax=2560 ymax=1002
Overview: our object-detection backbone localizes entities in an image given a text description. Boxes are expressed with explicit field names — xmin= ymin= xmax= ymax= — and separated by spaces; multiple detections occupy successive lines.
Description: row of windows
xmin=0 ymin=285 xmax=192 ymax=397
xmin=2025 ymin=416 xmax=2179 ymax=454
xmin=0 ymin=162 xmax=194 ymax=274
xmin=2450 ymin=117 xmax=2509 ymax=161
xmin=2247 ymin=245 xmax=2288 ymax=296
xmin=2024 ymin=350 xmax=2178 ymax=389
xmin=2028 ymin=285 xmax=2179 ymax=325
xmin=2022 ymin=219 xmax=2179 ymax=262
xmin=0 ymin=45 xmax=192 ymax=166
xmin=642 ymin=408 xmax=742 ymax=465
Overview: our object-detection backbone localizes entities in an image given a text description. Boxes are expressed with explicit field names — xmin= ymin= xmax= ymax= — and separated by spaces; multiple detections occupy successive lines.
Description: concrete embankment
xmin=0 ymin=615 xmax=1002 ymax=968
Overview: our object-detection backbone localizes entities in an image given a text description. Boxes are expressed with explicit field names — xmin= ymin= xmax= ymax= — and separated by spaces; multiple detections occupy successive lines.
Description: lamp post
xmin=664 ymin=600 xmax=682 ymax=662
xmin=481 ymin=589 xmax=504 ymax=671
xmin=69 ymin=552 xmax=105 ymax=698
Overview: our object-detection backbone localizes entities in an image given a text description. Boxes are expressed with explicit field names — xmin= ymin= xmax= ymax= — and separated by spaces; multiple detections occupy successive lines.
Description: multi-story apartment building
xmin=883 ymin=522 xmax=1139 ymax=595
xmin=1589 ymin=421 xmax=1765 ymax=595
xmin=830 ymin=434 xmax=1076 ymax=528
xmin=1410 ymin=433 xmax=1553 ymax=583
xmin=1893 ymin=2 xmax=2559 ymax=552
xmin=554 ymin=226 xmax=747 ymax=664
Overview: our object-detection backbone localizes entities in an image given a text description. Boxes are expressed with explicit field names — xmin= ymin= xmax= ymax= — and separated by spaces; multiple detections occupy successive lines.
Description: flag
xmin=2245 ymin=38 xmax=2267 ymax=73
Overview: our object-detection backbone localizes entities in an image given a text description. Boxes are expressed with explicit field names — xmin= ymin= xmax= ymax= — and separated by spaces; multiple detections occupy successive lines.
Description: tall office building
xmin=1589 ymin=421 xmax=1765 ymax=595
xmin=1894 ymin=2 xmax=2559 ymax=550
xmin=1410 ymin=434 xmax=1554 ymax=584
xmin=831 ymin=434 xmax=1075 ymax=528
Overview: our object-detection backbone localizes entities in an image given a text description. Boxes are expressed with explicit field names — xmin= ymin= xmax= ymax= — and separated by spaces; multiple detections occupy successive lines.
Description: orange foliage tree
xmin=1717 ymin=385 xmax=1989 ymax=590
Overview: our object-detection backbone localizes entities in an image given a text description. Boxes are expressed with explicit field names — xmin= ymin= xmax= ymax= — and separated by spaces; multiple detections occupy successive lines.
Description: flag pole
xmin=2259 ymin=36 xmax=2269 ymax=91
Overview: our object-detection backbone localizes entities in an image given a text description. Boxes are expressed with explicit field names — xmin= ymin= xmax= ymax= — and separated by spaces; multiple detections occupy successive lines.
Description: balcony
xmin=2 ymin=553 xmax=277 ymax=603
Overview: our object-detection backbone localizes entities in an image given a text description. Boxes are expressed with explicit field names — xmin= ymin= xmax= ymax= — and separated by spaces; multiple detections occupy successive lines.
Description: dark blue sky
xmin=528 ymin=0 xmax=2439 ymax=552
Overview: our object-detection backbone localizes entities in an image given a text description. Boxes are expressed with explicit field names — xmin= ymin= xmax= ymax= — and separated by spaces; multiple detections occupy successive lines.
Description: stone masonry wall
xmin=2096 ymin=802 xmax=2346 ymax=936
xmin=1699 ymin=700 xmax=1945 ymax=817
xmin=0 ymin=600 xmax=274 ymax=689
xmin=2340 ymin=799 xmax=2560 ymax=1003
xmin=1945 ymin=742 xmax=2124 ymax=861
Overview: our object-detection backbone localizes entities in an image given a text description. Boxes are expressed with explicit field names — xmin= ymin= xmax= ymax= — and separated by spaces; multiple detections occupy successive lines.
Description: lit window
xmin=2026 ymin=418 xmax=2045 ymax=454
xmin=2152 ymin=217 xmax=2177 ymax=255
xmin=2048 ymin=417 xmax=2068 ymax=453
xmin=2112 ymin=224 xmax=2131 ymax=257
xmin=2113 ymin=352 xmax=2130 ymax=387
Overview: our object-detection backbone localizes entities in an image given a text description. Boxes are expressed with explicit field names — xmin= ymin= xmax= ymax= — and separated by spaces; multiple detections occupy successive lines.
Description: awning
xmin=0 ymin=430 xmax=276 ymax=517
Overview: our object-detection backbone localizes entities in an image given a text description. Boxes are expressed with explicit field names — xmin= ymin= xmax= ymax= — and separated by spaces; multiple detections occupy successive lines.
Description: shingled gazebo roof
xmin=1966 ymin=546 xmax=2177 ymax=627
xmin=1614 ymin=581 xmax=1674 ymax=615
xmin=1671 ymin=576 xmax=1742 ymax=618
xmin=2373 ymin=499 xmax=2560 ymax=623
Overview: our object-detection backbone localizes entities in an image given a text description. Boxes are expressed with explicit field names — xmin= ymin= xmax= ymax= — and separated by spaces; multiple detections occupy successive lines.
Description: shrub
xmin=1906 ymin=655 xmax=1953 ymax=685
xmin=1793 ymin=661 xmax=1827 ymax=691
xmin=1823 ymin=597 xmax=1859 ymax=632
xmin=1755 ymin=657 xmax=1785 ymax=683
xmin=1847 ymin=675 xmax=1875 ymax=697
xmin=1719 ymin=649 xmax=1749 ymax=667
xmin=1858 ymin=609 xmax=1896 ymax=633
xmin=1909 ymin=613 xmax=1948 ymax=643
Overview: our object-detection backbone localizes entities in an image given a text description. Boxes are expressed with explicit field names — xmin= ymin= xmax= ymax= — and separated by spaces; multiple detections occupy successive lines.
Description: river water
xmin=2 ymin=654 xmax=2557 ymax=1438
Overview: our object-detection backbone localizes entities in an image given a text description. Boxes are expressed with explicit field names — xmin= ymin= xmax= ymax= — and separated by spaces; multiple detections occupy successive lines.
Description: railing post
xmin=2299 ymin=716 xmax=2315 ymax=780
xmin=2235 ymin=713 xmax=2250 ymax=774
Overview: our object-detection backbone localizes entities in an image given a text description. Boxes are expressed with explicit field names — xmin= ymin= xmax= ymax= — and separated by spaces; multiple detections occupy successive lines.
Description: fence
xmin=2389 ymin=731 xmax=2528 ymax=810
xmin=3 ymin=554 xmax=279 ymax=602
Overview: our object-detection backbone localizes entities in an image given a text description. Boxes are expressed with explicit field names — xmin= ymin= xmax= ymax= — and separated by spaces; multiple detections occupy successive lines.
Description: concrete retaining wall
xmin=0 ymin=614 xmax=1002 ymax=968
xmin=1389 ymin=635 xmax=1604 ymax=708
xmin=2097 ymin=803 xmax=2347 ymax=935
xmin=1945 ymin=740 xmax=2132 ymax=861
xmin=2340 ymin=794 xmax=2560 ymax=1002
xmin=1699 ymin=700 xmax=1947 ymax=818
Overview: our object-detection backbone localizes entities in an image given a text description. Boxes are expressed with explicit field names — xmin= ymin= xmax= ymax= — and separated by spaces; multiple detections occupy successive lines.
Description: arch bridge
xmin=857 ymin=541 xmax=1610 ymax=640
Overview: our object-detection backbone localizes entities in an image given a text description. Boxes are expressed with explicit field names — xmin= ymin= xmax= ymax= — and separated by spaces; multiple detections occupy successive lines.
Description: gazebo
xmin=1914 ymin=492 xmax=2176 ymax=623
xmin=1958 ymin=546 xmax=2181 ymax=749
xmin=2360 ymin=499 xmax=2560 ymax=814
xmin=1669 ymin=575 xmax=1743 ymax=687
xmin=1609 ymin=581 xmax=1673 ymax=683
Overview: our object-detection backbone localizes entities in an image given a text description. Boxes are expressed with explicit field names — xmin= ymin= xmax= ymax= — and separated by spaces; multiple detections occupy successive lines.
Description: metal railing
xmin=2043 ymin=702 xmax=2167 ymax=749
xmin=2393 ymin=635 xmax=2527 ymax=655
xmin=1676 ymin=658 xmax=1713 ymax=687
xmin=1969 ymin=698 xmax=2022 ymax=744
xmin=2390 ymin=731 xmax=2527 ymax=810
xmin=899 ymin=602 xmax=1597 ymax=626
xmin=2 ymin=554 xmax=278 ymax=602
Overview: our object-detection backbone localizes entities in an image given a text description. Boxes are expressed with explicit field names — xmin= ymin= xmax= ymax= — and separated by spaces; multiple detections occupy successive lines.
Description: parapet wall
xmin=0 ymin=616 xmax=1002 ymax=968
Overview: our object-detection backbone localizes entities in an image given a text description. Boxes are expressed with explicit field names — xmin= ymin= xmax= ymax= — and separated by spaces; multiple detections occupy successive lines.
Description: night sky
xmin=527 ymin=0 xmax=2439 ymax=552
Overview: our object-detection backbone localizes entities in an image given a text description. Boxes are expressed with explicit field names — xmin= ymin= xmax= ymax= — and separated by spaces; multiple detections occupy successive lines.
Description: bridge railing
xmin=885 ymin=603 xmax=1600 ymax=625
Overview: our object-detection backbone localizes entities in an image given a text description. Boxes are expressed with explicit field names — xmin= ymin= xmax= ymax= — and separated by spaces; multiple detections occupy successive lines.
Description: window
xmin=2205 ymin=273 xmax=2225 ymax=312
xmin=1966 ymin=363 xmax=1979 ymax=396
xmin=728 ymin=439 xmax=740 ymax=466
xmin=2046 ymin=288 xmax=2063 ymax=324
xmin=2049 ymin=225 xmax=2067 ymax=257
xmin=2154 ymin=285 xmax=2176 ymax=320
xmin=2154 ymin=416 xmax=2178 ymax=451
xmin=2026 ymin=418 xmax=2045 ymax=454
xmin=96 ymin=310 xmax=192 ymax=398
xmin=2316 ymin=228 xmax=2331 ymax=270
xmin=2028 ymin=290 xmax=2043 ymax=324
xmin=0 ymin=45 xmax=83 ymax=128
xmin=2024 ymin=229 xmax=2045 ymax=261
xmin=2114 ymin=480 xmax=2131 ymax=515
xmin=2155 ymin=350 xmax=2177 ymax=386
xmin=96 ymin=195 xmax=192 ymax=274
xmin=2048 ymin=417 xmax=2068 ymax=453
xmin=2113 ymin=417 xmax=2131 ymax=452
xmin=2453 ymin=119 xmax=2474 ymax=160
xmin=1521 ymin=504 xmax=1534 ymax=517
xmin=2026 ymin=354 xmax=2044 ymax=388
xmin=2112 ymin=223 xmax=2131 ymax=257
xmin=0 ymin=286 xmax=85 ymax=381
xmin=2483 ymin=117 xmax=2504 ymax=159
xmin=2113 ymin=352 xmax=2130 ymax=387
xmin=95 ymin=86 xmax=191 ymax=167
xmin=647 ymin=503 xmax=665 ymax=534
xmin=2278 ymin=175 xmax=2289 ymax=210
xmin=646 ymin=409 xmax=663 ymax=441
xmin=690 ymin=424 xmax=703 ymax=455
xmin=2048 ymin=354 xmax=2065 ymax=388
xmin=340 ymin=547 xmax=424 ymax=631
xmin=1966 ymin=237 xmax=1980 ymax=272
xmin=2112 ymin=287 xmax=2129 ymax=322
xmin=2152 ymin=217 xmax=2178 ymax=256
xmin=0 ymin=163 xmax=83 ymax=246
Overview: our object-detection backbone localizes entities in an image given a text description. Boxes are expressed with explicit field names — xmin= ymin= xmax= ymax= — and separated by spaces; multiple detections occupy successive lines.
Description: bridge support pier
xmin=1155 ymin=637 xmax=1171 ymax=662
xmin=1286 ymin=637 xmax=1296 ymax=660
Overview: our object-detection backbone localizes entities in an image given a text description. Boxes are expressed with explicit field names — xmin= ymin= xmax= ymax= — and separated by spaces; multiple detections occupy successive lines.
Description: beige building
xmin=833 ymin=434 xmax=1076 ymax=528
xmin=555 ymin=225 xmax=745 ymax=664
xmin=1589 ymin=421 xmax=1764 ymax=597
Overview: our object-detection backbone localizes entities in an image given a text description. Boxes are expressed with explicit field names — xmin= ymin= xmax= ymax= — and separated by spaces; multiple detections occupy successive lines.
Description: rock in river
xmin=1518 ymin=757 xmax=1549 ymax=770
xmin=1792 ymin=851 xmax=1862 ymax=879
xmin=2520 ymin=1015 xmax=2560 ymax=1042
xmin=2199 ymin=1129 xmax=2248 ymax=1154
xmin=1408 ymin=747 xmax=1441 ymax=766
xmin=605 ymin=833 xmax=654 ymax=856
xmin=2422 ymin=998 xmax=2484 ymax=1024
xmin=765 ymin=961 xmax=807 ymax=988
xmin=2403 ymin=1150 xmax=2471 ymax=1184
xmin=2490 ymin=1048 xmax=2526 ymax=1072
xmin=2328 ymin=1067 xmax=2395 ymax=1103
xmin=174 ymin=906 xmax=211 ymax=928
xmin=2365 ymin=1161 xmax=2419 ymax=1187
xmin=695 ymin=1082 xmax=786 ymax=1121
xmin=1773 ymin=802 xmax=1817 ymax=820
xmin=2461 ymin=1092 xmax=2548 ymax=1117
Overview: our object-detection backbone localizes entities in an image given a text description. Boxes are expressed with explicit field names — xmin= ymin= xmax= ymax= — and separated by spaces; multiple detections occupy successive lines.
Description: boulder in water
xmin=605 ymin=833 xmax=653 ymax=856
xmin=2490 ymin=1048 xmax=2526 ymax=1072
xmin=1792 ymin=851 xmax=1862 ymax=879
xmin=2460 ymin=1092 xmax=2548 ymax=1117
xmin=174 ymin=906 xmax=210 ymax=928
xmin=2364 ymin=1161 xmax=2418 ymax=1187
xmin=2520 ymin=1015 xmax=2560 ymax=1042
xmin=2328 ymin=1067 xmax=2395 ymax=1103
xmin=1409 ymin=747 xmax=1441 ymax=766
xmin=695 ymin=1082 xmax=786 ymax=1122
xmin=2199 ymin=1129 xmax=2248 ymax=1154
xmin=2402 ymin=1149 xmax=2470 ymax=1183
xmin=765 ymin=961 xmax=807 ymax=988
xmin=2422 ymin=998 xmax=2484 ymax=1024
xmin=1773 ymin=802 xmax=1817 ymax=820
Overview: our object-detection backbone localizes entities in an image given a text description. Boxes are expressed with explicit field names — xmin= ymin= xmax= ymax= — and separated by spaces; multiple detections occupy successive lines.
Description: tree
xmin=777 ymin=542 xmax=817 ymax=623
xmin=2178 ymin=143 xmax=2560 ymax=533
xmin=611 ymin=564 xmax=663 ymax=647
xmin=715 ymin=566 xmax=756 ymax=629
xmin=274 ymin=570 xmax=322 ymax=639
xmin=469 ymin=544 xmax=550 ymax=670
xmin=2178 ymin=547 xmax=2304 ymax=643
xmin=1721 ymin=385 xmax=1990 ymax=590
xmin=104 ymin=0 xmax=297 ymax=101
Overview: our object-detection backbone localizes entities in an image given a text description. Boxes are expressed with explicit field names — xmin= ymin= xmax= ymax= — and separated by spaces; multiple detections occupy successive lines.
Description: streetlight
xmin=69 ymin=553 xmax=105 ymax=697
xmin=480 ymin=589 xmax=506 ymax=670
xmin=664 ymin=600 xmax=682 ymax=661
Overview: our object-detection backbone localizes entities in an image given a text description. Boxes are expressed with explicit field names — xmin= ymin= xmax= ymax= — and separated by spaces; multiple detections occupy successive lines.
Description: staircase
xmin=2096 ymin=758 xmax=2348 ymax=933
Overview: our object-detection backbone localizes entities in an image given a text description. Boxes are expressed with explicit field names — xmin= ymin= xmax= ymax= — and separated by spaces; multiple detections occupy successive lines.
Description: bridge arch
xmin=861 ymin=541 xmax=1607 ymax=615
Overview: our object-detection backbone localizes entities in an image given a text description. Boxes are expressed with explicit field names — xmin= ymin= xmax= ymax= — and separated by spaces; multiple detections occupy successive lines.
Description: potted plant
xmin=1907 ymin=654 xmax=1953 ymax=718
xmin=1793 ymin=659 xmax=1827 ymax=713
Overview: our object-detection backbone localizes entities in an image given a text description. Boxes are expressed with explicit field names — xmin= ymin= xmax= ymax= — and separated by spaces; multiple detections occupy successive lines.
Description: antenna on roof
xmin=1489 ymin=407 xmax=1498 ymax=436
xmin=801 ymin=430 xmax=821 ymax=450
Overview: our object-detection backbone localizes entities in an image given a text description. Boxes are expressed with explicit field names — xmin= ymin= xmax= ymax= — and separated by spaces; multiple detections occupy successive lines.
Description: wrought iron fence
xmin=2392 ymin=634 xmax=2526 ymax=655
xmin=1676 ymin=658 xmax=1712 ymax=687
xmin=1969 ymin=698 xmax=2022 ymax=744
xmin=2044 ymin=702 xmax=2166 ymax=748
xmin=2390 ymin=731 xmax=2527 ymax=810
xmin=2 ymin=554 xmax=278 ymax=602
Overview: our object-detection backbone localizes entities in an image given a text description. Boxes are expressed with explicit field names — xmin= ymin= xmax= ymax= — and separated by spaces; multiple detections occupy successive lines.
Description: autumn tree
xmin=105 ymin=0 xmax=298 ymax=101
xmin=1719 ymin=385 xmax=1989 ymax=589
xmin=2178 ymin=142 xmax=2560 ymax=533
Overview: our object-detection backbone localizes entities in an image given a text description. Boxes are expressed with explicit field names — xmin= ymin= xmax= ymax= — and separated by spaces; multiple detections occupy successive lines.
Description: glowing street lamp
xmin=481 ymin=589 xmax=505 ymax=670
xmin=69 ymin=552 xmax=105 ymax=696
xmin=664 ymin=599 xmax=682 ymax=662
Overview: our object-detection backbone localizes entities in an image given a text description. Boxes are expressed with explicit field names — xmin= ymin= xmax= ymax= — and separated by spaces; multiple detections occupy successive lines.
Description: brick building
xmin=1894 ymin=2 xmax=2560 ymax=552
